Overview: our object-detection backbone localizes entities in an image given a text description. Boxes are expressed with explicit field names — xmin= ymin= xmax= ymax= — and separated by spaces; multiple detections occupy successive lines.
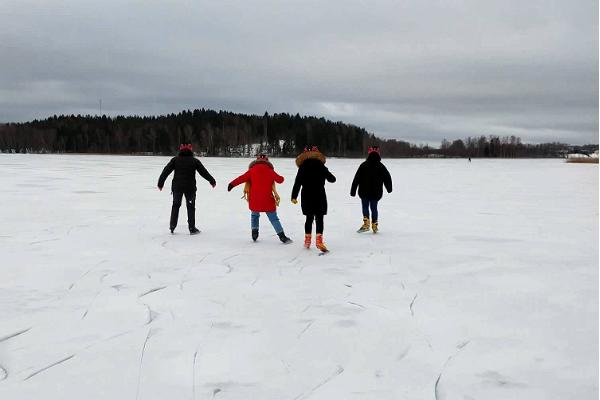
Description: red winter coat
xmin=229 ymin=160 xmax=284 ymax=212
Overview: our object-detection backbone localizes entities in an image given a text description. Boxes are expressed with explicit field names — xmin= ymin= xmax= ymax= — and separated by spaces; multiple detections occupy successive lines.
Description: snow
xmin=0 ymin=154 xmax=597 ymax=399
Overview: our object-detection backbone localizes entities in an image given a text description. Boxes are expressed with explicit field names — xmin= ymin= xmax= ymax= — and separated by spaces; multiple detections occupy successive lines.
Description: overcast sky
xmin=1 ymin=0 xmax=597 ymax=144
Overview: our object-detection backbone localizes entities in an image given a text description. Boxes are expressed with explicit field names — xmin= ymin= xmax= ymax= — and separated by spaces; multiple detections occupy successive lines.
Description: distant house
xmin=566 ymin=150 xmax=599 ymax=163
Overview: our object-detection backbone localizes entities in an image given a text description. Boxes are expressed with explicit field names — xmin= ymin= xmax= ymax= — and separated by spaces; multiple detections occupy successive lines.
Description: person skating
xmin=350 ymin=146 xmax=392 ymax=233
xmin=157 ymin=143 xmax=216 ymax=234
xmin=227 ymin=154 xmax=292 ymax=244
xmin=291 ymin=146 xmax=336 ymax=252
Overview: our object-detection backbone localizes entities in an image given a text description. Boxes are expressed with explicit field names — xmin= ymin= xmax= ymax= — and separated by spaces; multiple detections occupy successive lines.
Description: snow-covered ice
xmin=0 ymin=154 xmax=597 ymax=399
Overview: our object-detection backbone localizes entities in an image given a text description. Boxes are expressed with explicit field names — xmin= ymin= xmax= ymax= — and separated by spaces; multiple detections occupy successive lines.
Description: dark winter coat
xmin=157 ymin=149 xmax=216 ymax=193
xmin=291 ymin=151 xmax=336 ymax=216
xmin=350 ymin=152 xmax=393 ymax=200
xmin=229 ymin=160 xmax=284 ymax=212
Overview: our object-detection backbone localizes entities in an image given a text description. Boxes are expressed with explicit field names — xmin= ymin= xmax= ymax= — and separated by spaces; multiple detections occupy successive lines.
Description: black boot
xmin=252 ymin=229 xmax=259 ymax=242
xmin=170 ymin=227 xmax=174 ymax=234
xmin=278 ymin=232 xmax=292 ymax=244
xmin=190 ymin=227 xmax=200 ymax=235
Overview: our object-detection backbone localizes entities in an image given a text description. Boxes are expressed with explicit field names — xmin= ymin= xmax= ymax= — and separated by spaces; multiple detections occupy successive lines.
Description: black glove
xmin=227 ymin=183 xmax=234 ymax=192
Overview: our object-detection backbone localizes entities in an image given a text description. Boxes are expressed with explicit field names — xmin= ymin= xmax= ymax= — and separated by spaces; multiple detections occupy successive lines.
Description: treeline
xmin=0 ymin=110 xmax=373 ymax=157
xmin=0 ymin=109 xmax=596 ymax=157
xmin=436 ymin=137 xmax=598 ymax=158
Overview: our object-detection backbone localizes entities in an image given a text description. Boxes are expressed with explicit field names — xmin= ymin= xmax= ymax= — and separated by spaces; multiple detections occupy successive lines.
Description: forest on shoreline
xmin=0 ymin=109 xmax=597 ymax=158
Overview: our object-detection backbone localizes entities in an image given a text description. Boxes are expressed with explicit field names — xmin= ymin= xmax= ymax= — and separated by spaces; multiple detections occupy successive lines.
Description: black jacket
xmin=350 ymin=152 xmax=392 ymax=200
xmin=291 ymin=153 xmax=336 ymax=216
xmin=158 ymin=149 xmax=216 ymax=193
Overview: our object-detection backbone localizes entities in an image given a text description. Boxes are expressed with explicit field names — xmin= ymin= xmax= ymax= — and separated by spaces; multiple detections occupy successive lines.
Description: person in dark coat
xmin=157 ymin=144 xmax=216 ymax=234
xmin=291 ymin=146 xmax=336 ymax=251
xmin=227 ymin=154 xmax=291 ymax=244
xmin=350 ymin=146 xmax=392 ymax=233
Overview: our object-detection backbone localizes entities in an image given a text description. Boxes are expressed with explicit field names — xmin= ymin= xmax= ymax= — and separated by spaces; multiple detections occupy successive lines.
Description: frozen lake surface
xmin=0 ymin=154 xmax=597 ymax=399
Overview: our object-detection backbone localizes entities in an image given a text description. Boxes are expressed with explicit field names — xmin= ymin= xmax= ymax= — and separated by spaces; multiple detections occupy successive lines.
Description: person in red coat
xmin=228 ymin=155 xmax=292 ymax=243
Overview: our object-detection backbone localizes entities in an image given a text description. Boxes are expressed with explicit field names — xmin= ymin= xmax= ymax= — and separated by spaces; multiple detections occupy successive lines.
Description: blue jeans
xmin=361 ymin=198 xmax=379 ymax=222
xmin=251 ymin=211 xmax=283 ymax=234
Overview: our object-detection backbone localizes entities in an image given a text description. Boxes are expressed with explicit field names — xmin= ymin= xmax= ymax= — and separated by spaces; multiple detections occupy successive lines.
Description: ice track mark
xmin=145 ymin=304 xmax=159 ymax=325
xmin=29 ymin=238 xmax=60 ymax=246
xmin=139 ymin=286 xmax=167 ymax=298
xmin=24 ymin=354 xmax=75 ymax=381
xmin=180 ymin=253 xmax=211 ymax=290
xmin=434 ymin=341 xmax=471 ymax=400
xmin=409 ymin=294 xmax=418 ymax=316
xmin=396 ymin=346 xmax=411 ymax=361
xmin=68 ymin=268 xmax=91 ymax=290
xmin=293 ymin=365 xmax=344 ymax=400
xmin=297 ymin=320 xmax=315 ymax=339
xmin=135 ymin=329 xmax=153 ymax=400
xmin=0 ymin=364 xmax=7 ymax=381
xmin=0 ymin=327 xmax=31 ymax=343
xmin=66 ymin=224 xmax=90 ymax=236
xmin=81 ymin=291 xmax=101 ymax=319
xmin=192 ymin=350 xmax=199 ymax=400
xmin=348 ymin=301 xmax=366 ymax=309
xmin=67 ymin=260 xmax=108 ymax=290
xmin=221 ymin=254 xmax=240 ymax=274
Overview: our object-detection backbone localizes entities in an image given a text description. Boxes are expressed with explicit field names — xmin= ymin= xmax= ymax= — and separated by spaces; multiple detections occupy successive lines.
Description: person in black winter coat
xmin=157 ymin=144 xmax=216 ymax=234
xmin=291 ymin=146 xmax=336 ymax=251
xmin=350 ymin=146 xmax=392 ymax=233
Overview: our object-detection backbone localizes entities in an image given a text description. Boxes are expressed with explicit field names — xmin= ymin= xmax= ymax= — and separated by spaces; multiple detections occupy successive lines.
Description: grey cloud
xmin=0 ymin=0 xmax=597 ymax=144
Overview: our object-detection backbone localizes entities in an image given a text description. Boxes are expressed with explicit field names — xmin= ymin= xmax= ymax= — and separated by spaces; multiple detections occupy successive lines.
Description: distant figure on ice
xmin=157 ymin=144 xmax=216 ymax=235
xmin=468 ymin=157 xmax=471 ymax=162
xmin=227 ymin=154 xmax=292 ymax=244
xmin=291 ymin=146 xmax=336 ymax=252
xmin=350 ymin=146 xmax=393 ymax=233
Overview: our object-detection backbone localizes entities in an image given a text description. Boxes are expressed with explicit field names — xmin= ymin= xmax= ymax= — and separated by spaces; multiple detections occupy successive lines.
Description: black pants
xmin=170 ymin=191 xmax=196 ymax=231
xmin=305 ymin=214 xmax=324 ymax=235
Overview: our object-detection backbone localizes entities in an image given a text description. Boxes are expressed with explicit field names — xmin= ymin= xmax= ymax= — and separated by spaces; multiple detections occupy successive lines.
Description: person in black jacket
xmin=350 ymin=146 xmax=392 ymax=233
xmin=291 ymin=146 xmax=336 ymax=251
xmin=157 ymin=144 xmax=216 ymax=234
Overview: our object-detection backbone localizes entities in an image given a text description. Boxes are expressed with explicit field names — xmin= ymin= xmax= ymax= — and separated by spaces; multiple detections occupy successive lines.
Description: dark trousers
xmin=305 ymin=214 xmax=324 ymax=235
xmin=361 ymin=198 xmax=379 ymax=222
xmin=171 ymin=191 xmax=196 ymax=231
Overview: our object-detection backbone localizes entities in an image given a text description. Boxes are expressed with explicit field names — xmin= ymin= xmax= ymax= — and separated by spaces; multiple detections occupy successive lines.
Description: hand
xmin=291 ymin=198 xmax=298 ymax=204
xmin=227 ymin=183 xmax=234 ymax=192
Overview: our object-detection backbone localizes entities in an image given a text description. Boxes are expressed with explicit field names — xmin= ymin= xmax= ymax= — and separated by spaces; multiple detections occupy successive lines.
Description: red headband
xmin=179 ymin=143 xmax=193 ymax=151
xmin=368 ymin=146 xmax=380 ymax=155
xmin=304 ymin=146 xmax=319 ymax=152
